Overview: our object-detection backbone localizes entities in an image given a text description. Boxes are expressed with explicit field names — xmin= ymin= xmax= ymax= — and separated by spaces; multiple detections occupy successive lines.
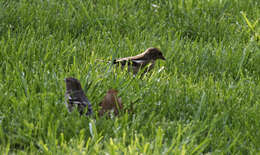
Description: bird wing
xmin=131 ymin=59 xmax=147 ymax=64
xmin=113 ymin=58 xmax=145 ymax=67
xmin=66 ymin=90 xmax=92 ymax=116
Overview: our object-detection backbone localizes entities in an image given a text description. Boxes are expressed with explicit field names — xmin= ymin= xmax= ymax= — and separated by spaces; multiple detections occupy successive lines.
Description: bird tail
xmin=95 ymin=59 xmax=111 ymax=63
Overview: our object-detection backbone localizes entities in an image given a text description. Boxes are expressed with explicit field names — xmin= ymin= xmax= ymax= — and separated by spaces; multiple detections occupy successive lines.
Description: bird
xmin=113 ymin=47 xmax=165 ymax=74
xmin=64 ymin=77 xmax=92 ymax=116
xmin=99 ymin=89 xmax=123 ymax=116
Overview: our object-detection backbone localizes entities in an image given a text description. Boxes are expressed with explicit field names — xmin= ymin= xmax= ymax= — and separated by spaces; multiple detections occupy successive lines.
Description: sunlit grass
xmin=0 ymin=0 xmax=259 ymax=154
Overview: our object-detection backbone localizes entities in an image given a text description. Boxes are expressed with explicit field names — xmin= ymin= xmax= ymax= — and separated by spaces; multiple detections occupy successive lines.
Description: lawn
xmin=0 ymin=0 xmax=259 ymax=154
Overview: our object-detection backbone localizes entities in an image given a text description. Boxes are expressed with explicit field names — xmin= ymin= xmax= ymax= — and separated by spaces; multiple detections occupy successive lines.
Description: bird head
xmin=144 ymin=47 xmax=165 ymax=60
xmin=107 ymin=89 xmax=118 ymax=95
xmin=65 ymin=77 xmax=82 ymax=92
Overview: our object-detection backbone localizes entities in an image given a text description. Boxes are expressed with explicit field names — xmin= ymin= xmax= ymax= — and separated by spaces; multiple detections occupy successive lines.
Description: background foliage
xmin=0 ymin=0 xmax=259 ymax=154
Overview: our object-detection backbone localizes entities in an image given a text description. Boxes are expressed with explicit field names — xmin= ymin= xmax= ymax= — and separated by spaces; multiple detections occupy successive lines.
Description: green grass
xmin=0 ymin=0 xmax=259 ymax=154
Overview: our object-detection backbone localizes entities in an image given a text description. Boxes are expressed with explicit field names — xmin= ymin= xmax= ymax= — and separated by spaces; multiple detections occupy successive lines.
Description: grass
xmin=0 ymin=0 xmax=259 ymax=154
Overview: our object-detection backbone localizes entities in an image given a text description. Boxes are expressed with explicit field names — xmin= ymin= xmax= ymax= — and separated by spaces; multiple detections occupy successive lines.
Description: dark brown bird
xmin=65 ymin=77 xmax=92 ymax=116
xmin=113 ymin=47 xmax=165 ymax=74
xmin=99 ymin=89 xmax=123 ymax=116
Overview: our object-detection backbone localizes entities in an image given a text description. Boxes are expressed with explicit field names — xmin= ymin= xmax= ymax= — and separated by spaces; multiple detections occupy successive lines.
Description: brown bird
xmin=113 ymin=47 xmax=165 ymax=74
xmin=65 ymin=77 xmax=92 ymax=116
xmin=99 ymin=89 xmax=123 ymax=116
